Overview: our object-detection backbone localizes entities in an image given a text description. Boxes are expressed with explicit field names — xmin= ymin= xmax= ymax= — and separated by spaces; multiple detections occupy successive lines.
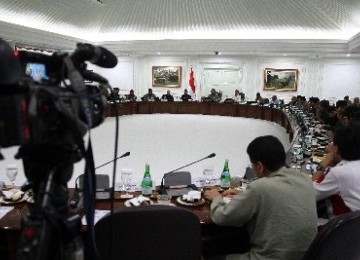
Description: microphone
xmin=69 ymin=177 xmax=82 ymax=208
xmin=159 ymin=153 xmax=216 ymax=194
xmin=94 ymin=151 xmax=130 ymax=170
xmin=72 ymin=43 xmax=118 ymax=68
xmin=69 ymin=187 xmax=81 ymax=208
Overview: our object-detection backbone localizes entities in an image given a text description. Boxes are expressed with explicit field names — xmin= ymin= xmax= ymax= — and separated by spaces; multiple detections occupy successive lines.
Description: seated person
xmin=342 ymin=105 xmax=360 ymax=124
xmin=308 ymin=96 xmax=320 ymax=114
xmin=207 ymin=88 xmax=221 ymax=102
xmin=125 ymin=89 xmax=137 ymax=102
xmin=233 ymin=89 xmax=245 ymax=102
xmin=255 ymin=92 xmax=264 ymax=104
xmin=180 ymin=89 xmax=192 ymax=101
xmin=141 ymin=88 xmax=158 ymax=101
xmin=161 ymin=90 xmax=174 ymax=101
xmin=204 ymin=135 xmax=317 ymax=260
xmin=297 ymin=96 xmax=310 ymax=112
xmin=270 ymin=95 xmax=280 ymax=106
xmin=287 ymin=96 xmax=298 ymax=106
xmin=344 ymin=95 xmax=352 ymax=105
xmin=353 ymin=97 xmax=359 ymax=106
xmin=108 ymin=87 xmax=120 ymax=101
xmin=313 ymin=123 xmax=360 ymax=218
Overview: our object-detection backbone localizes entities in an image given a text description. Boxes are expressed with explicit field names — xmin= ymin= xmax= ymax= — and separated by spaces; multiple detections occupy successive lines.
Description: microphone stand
xmin=94 ymin=151 xmax=130 ymax=171
xmin=109 ymin=151 xmax=130 ymax=214
xmin=159 ymin=153 xmax=216 ymax=194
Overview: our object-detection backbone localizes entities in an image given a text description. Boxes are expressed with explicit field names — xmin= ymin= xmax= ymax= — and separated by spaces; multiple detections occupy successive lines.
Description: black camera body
xmin=0 ymin=39 xmax=117 ymax=259
xmin=0 ymin=42 xmax=111 ymax=148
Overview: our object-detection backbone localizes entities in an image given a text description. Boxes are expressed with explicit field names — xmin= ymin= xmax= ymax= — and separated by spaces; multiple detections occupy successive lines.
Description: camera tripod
xmin=16 ymin=144 xmax=84 ymax=260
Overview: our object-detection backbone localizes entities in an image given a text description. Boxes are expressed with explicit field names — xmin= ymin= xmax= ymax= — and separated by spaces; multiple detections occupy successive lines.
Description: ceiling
xmin=1 ymin=0 xmax=360 ymax=57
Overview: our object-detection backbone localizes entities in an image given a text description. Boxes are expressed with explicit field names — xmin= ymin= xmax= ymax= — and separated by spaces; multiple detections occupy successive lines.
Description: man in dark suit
xmin=161 ymin=90 xmax=174 ymax=101
xmin=180 ymin=89 xmax=192 ymax=101
xmin=142 ymin=88 xmax=158 ymax=101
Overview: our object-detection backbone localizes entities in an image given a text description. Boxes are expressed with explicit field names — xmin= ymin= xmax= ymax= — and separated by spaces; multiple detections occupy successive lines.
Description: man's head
xmin=309 ymin=97 xmax=319 ymax=107
xmin=246 ymin=135 xmax=286 ymax=177
xmin=130 ymin=89 xmax=134 ymax=94
xmin=354 ymin=97 xmax=359 ymax=105
xmin=167 ymin=90 xmax=171 ymax=95
xmin=184 ymin=89 xmax=188 ymax=94
xmin=148 ymin=88 xmax=153 ymax=94
xmin=342 ymin=105 xmax=360 ymax=125
xmin=333 ymin=123 xmax=360 ymax=161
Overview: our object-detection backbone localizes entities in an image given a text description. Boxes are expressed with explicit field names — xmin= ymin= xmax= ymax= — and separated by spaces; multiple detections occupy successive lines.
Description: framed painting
xmin=264 ymin=68 xmax=298 ymax=91
xmin=152 ymin=66 xmax=181 ymax=88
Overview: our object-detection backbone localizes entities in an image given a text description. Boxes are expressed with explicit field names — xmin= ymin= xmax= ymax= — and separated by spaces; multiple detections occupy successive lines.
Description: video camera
xmin=0 ymin=40 xmax=116 ymax=149
xmin=0 ymin=39 xmax=117 ymax=259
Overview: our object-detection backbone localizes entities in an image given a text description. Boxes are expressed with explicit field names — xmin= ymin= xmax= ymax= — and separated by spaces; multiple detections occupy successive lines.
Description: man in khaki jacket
xmin=205 ymin=135 xmax=318 ymax=260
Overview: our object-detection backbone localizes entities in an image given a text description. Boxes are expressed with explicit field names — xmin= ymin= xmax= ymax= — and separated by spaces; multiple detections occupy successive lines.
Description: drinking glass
xmin=6 ymin=164 xmax=18 ymax=188
xmin=230 ymin=176 xmax=242 ymax=190
xmin=120 ymin=168 xmax=133 ymax=197
xmin=202 ymin=165 xmax=214 ymax=185
xmin=292 ymin=145 xmax=303 ymax=170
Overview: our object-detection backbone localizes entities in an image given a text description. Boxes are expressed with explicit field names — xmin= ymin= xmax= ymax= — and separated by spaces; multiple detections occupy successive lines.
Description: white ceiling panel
xmin=1 ymin=0 xmax=360 ymax=56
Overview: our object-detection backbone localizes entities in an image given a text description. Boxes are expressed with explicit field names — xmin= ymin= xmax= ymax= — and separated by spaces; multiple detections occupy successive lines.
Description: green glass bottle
xmin=141 ymin=164 xmax=153 ymax=196
xmin=220 ymin=159 xmax=231 ymax=188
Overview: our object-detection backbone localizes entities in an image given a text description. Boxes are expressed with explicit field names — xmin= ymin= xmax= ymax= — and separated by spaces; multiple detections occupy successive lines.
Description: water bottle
xmin=141 ymin=164 xmax=153 ymax=196
xmin=220 ymin=159 xmax=231 ymax=188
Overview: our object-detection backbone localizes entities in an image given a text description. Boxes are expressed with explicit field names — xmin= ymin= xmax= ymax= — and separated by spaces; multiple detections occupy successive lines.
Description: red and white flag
xmin=189 ymin=67 xmax=196 ymax=96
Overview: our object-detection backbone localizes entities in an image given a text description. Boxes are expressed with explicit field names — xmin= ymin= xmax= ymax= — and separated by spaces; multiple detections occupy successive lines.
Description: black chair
xmin=77 ymin=174 xmax=110 ymax=191
xmin=164 ymin=171 xmax=191 ymax=186
xmin=201 ymin=223 xmax=250 ymax=257
xmin=95 ymin=205 xmax=201 ymax=260
xmin=302 ymin=211 xmax=360 ymax=260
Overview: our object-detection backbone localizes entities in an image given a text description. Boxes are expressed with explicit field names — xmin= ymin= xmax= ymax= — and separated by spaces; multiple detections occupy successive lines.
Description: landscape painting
xmin=264 ymin=68 xmax=298 ymax=91
xmin=152 ymin=66 xmax=181 ymax=88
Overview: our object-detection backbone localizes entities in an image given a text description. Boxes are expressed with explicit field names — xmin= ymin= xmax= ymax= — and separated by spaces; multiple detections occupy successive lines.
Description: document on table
xmin=82 ymin=209 xmax=110 ymax=225
xmin=0 ymin=206 xmax=14 ymax=220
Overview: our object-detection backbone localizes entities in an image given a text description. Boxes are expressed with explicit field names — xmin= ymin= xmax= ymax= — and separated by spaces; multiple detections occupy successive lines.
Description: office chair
xmin=201 ymin=223 xmax=250 ymax=257
xmin=95 ymin=205 xmax=201 ymax=260
xmin=164 ymin=171 xmax=191 ymax=186
xmin=77 ymin=174 xmax=110 ymax=191
xmin=302 ymin=211 xmax=360 ymax=260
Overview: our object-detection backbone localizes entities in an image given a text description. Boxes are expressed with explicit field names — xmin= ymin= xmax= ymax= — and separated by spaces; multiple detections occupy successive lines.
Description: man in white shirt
xmin=314 ymin=123 xmax=360 ymax=217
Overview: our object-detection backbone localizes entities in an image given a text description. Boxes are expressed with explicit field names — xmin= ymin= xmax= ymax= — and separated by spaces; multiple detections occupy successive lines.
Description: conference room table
xmin=106 ymin=101 xmax=295 ymax=141
xmin=0 ymin=188 xmax=249 ymax=259
xmin=0 ymin=102 xmax=297 ymax=259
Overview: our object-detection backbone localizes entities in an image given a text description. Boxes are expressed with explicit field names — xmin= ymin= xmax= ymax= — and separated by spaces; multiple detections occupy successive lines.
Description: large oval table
xmin=0 ymin=101 xmax=295 ymax=259
xmin=106 ymin=101 xmax=294 ymax=141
